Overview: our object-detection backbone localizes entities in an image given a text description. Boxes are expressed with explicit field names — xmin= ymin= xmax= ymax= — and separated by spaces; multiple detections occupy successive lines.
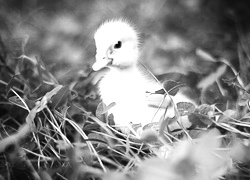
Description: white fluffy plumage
xmin=93 ymin=19 xmax=140 ymax=71
xmin=92 ymin=19 xmax=192 ymax=130
xmin=92 ymin=19 xmax=164 ymax=128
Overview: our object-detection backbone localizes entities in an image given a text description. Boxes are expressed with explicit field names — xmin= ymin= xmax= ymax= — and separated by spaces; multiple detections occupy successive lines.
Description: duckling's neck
xmin=108 ymin=62 xmax=139 ymax=72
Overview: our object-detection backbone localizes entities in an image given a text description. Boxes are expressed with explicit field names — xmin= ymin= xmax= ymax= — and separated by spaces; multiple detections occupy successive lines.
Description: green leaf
xmin=154 ymin=80 xmax=181 ymax=96
xmin=177 ymin=102 xmax=196 ymax=116
xmin=198 ymin=104 xmax=214 ymax=115
xmin=163 ymin=80 xmax=180 ymax=96
xmin=159 ymin=116 xmax=176 ymax=135
xmin=36 ymin=85 xmax=63 ymax=112
xmin=6 ymin=74 xmax=19 ymax=96
xmin=95 ymin=102 xmax=116 ymax=122
xmin=197 ymin=65 xmax=227 ymax=90
xmin=188 ymin=113 xmax=213 ymax=128
xmin=50 ymin=85 xmax=70 ymax=109
xmin=88 ymin=133 xmax=107 ymax=146
xmin=106 ymin=102 xmax=116 ymax=112
xmin=83 ymin=124 xmax=100 ymax=134
xmin=9 ymin=96 xmax=27 ymax=110
xmin=72 ymin=113 xmax=86 ymax=126
xmin=26 ymin=107 xmax=37 ymax=132
xmin=140 ymin=129 xmax=158 ymax=143
xmin=217 ymin=109 xmax=236 ymax=123
xmin=25 ymin=98 xmax=36 ymax=109
xmin=222 ymin=75 xmax=239 ymax=87
xmin=196 ymin=48 xmax=216 ymax=62
xmin=96 ymin=102 xmax=107 ymax=116
xmin=238 ymin=91 xmax=250 ymax=106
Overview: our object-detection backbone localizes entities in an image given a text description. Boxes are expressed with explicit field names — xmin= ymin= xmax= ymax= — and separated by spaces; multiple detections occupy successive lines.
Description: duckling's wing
xmin=146 ymin=93 xmax=171 ymax=110
xmin=136 ymin=62 xmax=163 ymax=93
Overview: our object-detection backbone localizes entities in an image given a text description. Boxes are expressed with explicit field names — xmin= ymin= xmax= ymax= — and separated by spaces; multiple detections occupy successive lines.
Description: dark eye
xmin=114 ymin=41 xmax=122 ymax=49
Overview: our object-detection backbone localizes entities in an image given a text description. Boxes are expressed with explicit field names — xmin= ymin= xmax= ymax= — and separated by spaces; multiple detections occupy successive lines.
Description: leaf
xmin=26 ymin=107 xmax=37 ymax=132
xmin=36 ymin=85 xmax=63 ymax=112
xmin=6 ymin=74 xmax=19 ymax=96
xmin=188 ymin=113 xmax=213 ymax=128
xmin=217 ymin=109 xmax=236 ymax=123
xmin=25 ymin=98 xmax=36 ymax=109
xmin=196 ymin=48 xmax=216 ymax=62
xmin=159 ymin=116 xmax=177 ymax=135
xmin=95 ymin=102 xmax=116 ymax=122
xmin=83 ymin=124 xmax=100 ymax=134
xmin=88 ymin=133 xmax=107 ymax=146
xmin=50 ymin=85 xmax=70 ymax=109
xmin=106 ymin=102 xmax=116 ymax=112
xmin=108 ymin=113 xmax=115 ymax=125
xmin=240 ymin=112 xmax=250 ymax=122
xmin=197 ymin=104 xmax=214 ymax=115
xmin=72 ymin=113 xmax=86 ymax=125
xmin=36 ymin=58 xmax=58 ymax=84
xmin=96 ymin=102 xmax=107 ymax=115
xmin=154 ymin=89 xmax=165 ymax=94
xmin=9 ymin=96 xmax=27 ymax=110
xmin=17 ymin=56 xmax=35 ymax=79
xmin=155 ymin=80 xmax=181 ymax=96
xmin=96 ymin=102 xmax=107 ymax=121
xmin=238 ymin=91 xmax=250 ymax=106
xmin=222 ymin=75 xmax=239 ymax=87
xmin=177 ymin=102 xmax=196 ymax=116
xmin=140 ymin=129 xmax=158 ymax=143
xmin=197 ymin=65 xmax=227 ymax=90
xmin=165 ymin=80 xmax=181 ymax=96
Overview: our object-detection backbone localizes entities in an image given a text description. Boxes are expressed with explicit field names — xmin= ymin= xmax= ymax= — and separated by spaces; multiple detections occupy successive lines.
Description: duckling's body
xmin=92 ymin=19 xmax=194 ymax=130
xmin=98 ymin=64 xmax=151 ymax=126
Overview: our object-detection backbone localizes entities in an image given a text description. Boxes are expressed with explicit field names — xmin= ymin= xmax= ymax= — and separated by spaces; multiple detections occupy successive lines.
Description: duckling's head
xmin=92 ymin=19 xmax=140 ymax=71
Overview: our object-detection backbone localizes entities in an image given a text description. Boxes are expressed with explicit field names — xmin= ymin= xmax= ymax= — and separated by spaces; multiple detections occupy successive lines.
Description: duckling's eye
xmin=114 ymin=41 xmax=122 ymax=49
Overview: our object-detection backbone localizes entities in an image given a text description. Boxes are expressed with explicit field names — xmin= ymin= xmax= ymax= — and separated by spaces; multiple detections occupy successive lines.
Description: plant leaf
xmin=217 ymin=109 xmax=236 ymax=123
xmin=6 ymin=74 xmax=19 ymax=96
xmin=197 ymin=65 xmax=227 ymax=90
xmin=36 ymin=85 xmax=63 ymax=112
xmin=50 ymin=85 xmax=70 ymax=109
xmin=163 ymin=80 xmax=181 ymax=96
xmin=140 ymin=129 xmax=158 ymax=143
xmin=9 ymin=96 xmax=27 ymax=110
xmin=198 ymin=104 xmax=214 ymax=115
xmin=155 ymin=80 xmax=181 ymax=96
xmin=26 ymin=106 xmax=37 ymax=132
xmin=96 ymin=102 xmax=107 ymax=122
xmin=196 ymin=48 xmax=216 ymax=62
xmin=177 ymin=102 xmax=196 ymax=116
xmin=88 ymin=133 xmax=107 ymax=146
xmin=188 ymin=113 xmax=213 ymax=128
xmin=238 ymin=91 xmax=250 ymax=106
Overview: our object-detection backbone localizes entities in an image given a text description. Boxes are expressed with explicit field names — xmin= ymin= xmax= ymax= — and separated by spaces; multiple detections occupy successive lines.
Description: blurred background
xmin=1 ymin=0 xmax=250 ymax=103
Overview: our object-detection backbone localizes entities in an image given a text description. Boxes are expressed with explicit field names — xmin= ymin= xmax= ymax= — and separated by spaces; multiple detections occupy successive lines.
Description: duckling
xmin=92 ymin=19 xmax=193 ymax=132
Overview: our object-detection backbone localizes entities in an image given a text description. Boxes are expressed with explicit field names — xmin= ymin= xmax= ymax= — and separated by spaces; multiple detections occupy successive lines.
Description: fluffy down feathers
xmin=92 ymin=19 xmax=193 ymax=130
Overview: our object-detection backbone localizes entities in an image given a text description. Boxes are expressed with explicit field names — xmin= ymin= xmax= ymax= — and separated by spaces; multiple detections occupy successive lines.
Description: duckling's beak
xmin=92 ymin=52 xmax=113 ymax=71
xmin=92 ymin=57 xmax=112 ymax=71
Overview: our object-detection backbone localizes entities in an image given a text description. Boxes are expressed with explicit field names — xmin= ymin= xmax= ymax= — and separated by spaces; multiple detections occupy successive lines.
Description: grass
xmin=1 ymin=36 xmax=250 ymax=180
